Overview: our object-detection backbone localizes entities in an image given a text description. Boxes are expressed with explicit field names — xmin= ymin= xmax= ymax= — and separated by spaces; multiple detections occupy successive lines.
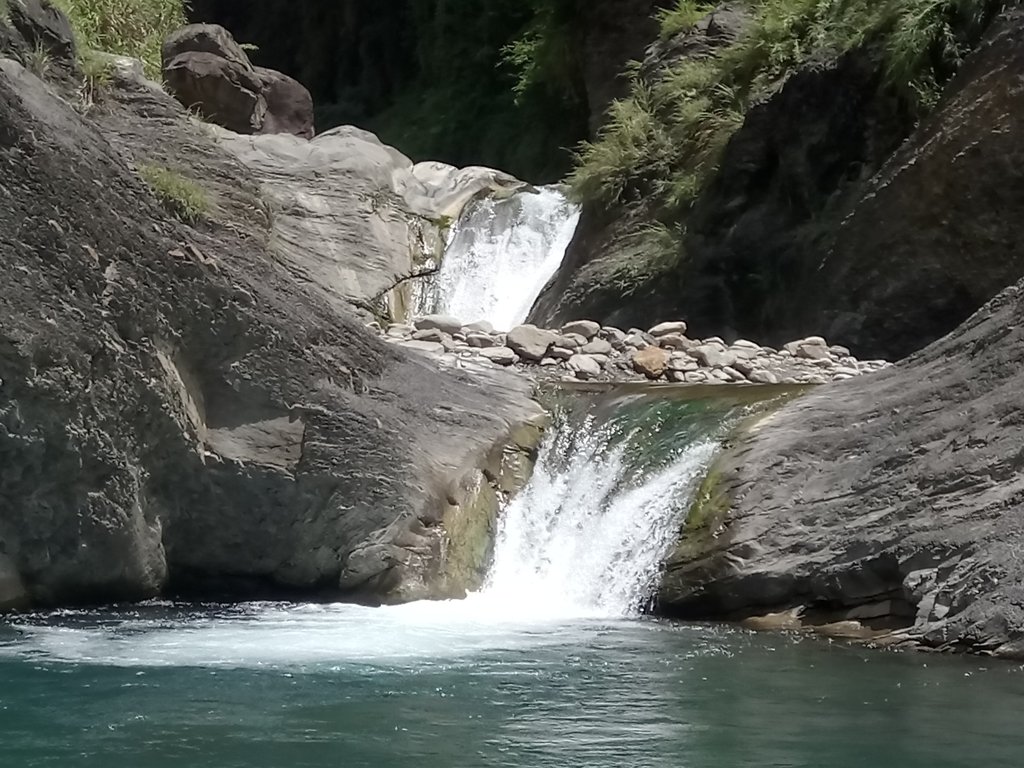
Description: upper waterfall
xmin=418 ymin=186 xmax=580 ymax=330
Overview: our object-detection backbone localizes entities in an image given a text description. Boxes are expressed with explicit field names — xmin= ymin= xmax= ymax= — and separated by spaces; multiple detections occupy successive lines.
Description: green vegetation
xmin=571 ymin=0 xmax=1003 ymax=214
xmin=137 ymin=163 xmax=209 ymax=223
xmin=51 ymin=0 xmax=187 ymax=76
xmin=26 ymin=43 xmax=51 ymax=78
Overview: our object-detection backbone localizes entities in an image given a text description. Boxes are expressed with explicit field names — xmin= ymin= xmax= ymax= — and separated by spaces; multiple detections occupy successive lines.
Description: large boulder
xmin=0 ymin=46 xmax=543 ymax=609
xmin=658 ymin=277 xmax=1024 ymax=657
xmin=255 ymin=66 xmax=314 ymax=139
xmin=162 ymin=24 xmax=314 ymax=139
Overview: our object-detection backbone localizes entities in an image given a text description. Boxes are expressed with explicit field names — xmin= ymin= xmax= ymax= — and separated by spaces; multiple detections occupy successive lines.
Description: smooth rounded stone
xmin=580 ymin=338 xmax=613 ymax=355
xmin=648 ymin=321 xmax=688 ymax=337
xmin=704 ymin=336 xmax=726 ymax=346
xmin=631 ymin=346 xmax=670 ymax=379
xmin=733 ymin=359 xmax=757 ymax=376
xmin=560 ymin=333 xmax=587 ymax=349
xmin=749 ymin=369 xmax=780 ymax=385
xmin=463 ymin=320 xmax=495 ymax=334
xmin=693 ymin=344 xmax=737 ymax=369
xmin=478 ymin=346 xmax=517 ymax=366
xmin=587 ymin=354 xmax=611 ymax=367
xmin=386 ymin=324 xmax=414 ymax=339
xmin=624 ymin=332 xmax=649 ymax=350
xmin=441 ymin=338 xmax=460 ymax=353
xmin=657 ymin=333 xmax=693 ymax=350
xmin=466 ymin=332 xmax=497 ymax=348
xmin=708 ymin=369 xmax=732 ymax=383
xmin=568 ymin=354 xmax=602 ymax=380
xmin=732 ymin=339 xmax=762 ymax=351
xmin=668 ymin=353 xmax=699 ymax=373
xmin=784 ymin=337 xmax=831 ymax=360
xmin=412 ymin=328 xmax=449 ymax=343
xmin=667 ymin=370 xmax=688 ymax=383
xmin=539 ymin=357 xmax=561 ymax=367
xmin=560 ymin=320 xmax=601 ymax=339
xmin=414 ymin=314 xmax=463 ymax=335
xmin=802 ymin=374 xmax=829 ymax=384
xmin=506 ymin=324 xmax=559 ymax=361
xmin=722 ymin=366 xmax=748 ymax=383
xmin=810 ymin=357 xmax=836 ymax=368
xmin=399 ymin=339 xmax=445 ymax=355
xmin=834 ymin=366 xmax=861 ymax=377
xmin=548 ymin=346 xmax=575 ymax=361
xmin=830 ymin=344 xmax=852 ymax=357
xmin=684 ymin=371 xmax=708 ymax=383
xmin=599 ymin=326 xmax=627 ymax=343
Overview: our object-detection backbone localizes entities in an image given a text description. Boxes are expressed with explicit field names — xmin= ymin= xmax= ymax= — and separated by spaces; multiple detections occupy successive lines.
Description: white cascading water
xmin=477 ymin=415 xmax=718 ymax=619
xmin=421 ymin=185 xmax=580 ymax=330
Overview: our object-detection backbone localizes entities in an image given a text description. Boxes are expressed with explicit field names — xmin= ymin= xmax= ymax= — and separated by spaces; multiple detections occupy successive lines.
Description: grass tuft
xmin=50 ymin=0 xmax=188 ymax=77
xmin=138 ymin=163 xmax=209 ymax=223
xmin=26 ymin=42 xmax=52 ymax=78
xmin=571 ymin=0 xmax=1003 ymax=212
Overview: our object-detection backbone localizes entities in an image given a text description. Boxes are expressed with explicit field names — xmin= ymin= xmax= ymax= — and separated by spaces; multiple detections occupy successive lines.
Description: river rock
xmin=478 ymin=347 xmax=517 ymax=365
xmin=548 ymin=346 xmax=576 ymax=361
xmin=412 ymin=328 xmax=448 ymax=343
xmin=600 ymin=326 xmax=627 ymax=344
xmin=568 ymin=354 xmax=602 ymax=380
xmin=255 ymin=66 xmax=314 ymax=139
xmin=465 ymin=332 xmax=497 ymax=348
xmin=415 ymin=315 xmax=464 ymax=335
xmin=561 ymin=320 xmax=601 ymax=339
xmin=748 ymin=369 xmax=780 ymax=384
xmin=464 ymin=320 xmax=495 ymax=334
xmin=386 ymin=324 xmax=414 ymax=338
xmin=657 ymin=333 xmax=692 ymax=350
xmin=400 ymin=340 xmax=445 ymax=354
xmin=506 ymin=324 xmax=559 ymax=361
xmin=560 ymin=333 xmax=587 ymax=349
xmin=649 ymin=321 xmax=687 ymax=337
xmin=693 ymin=344 xmax=737 ymax=369
xmin=580 ymin=338 xmax=613 ymax=355
xmin=631 ymin=346 xmax=670 ymax=379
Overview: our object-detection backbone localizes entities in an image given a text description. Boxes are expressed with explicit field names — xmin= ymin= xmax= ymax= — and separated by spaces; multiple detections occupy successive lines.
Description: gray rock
xmin=255 ymin=66 xmax=314 ymax=139
xmin=464 ymin=320 xmax=495 ymax=334
xmin=400 ymin=340 xmax=445 ymax=355
xmin=547 ymin=346 xmax=576 ymax=361
xmin=624 ymin=332 xmax=649 ymax=349
xmin=748 ymin=370 xmax=780 ymax=384
xmin=657 ymin=333 xmax=692 ymax=350
xmin=560 ymin=333 xmax=587 ymax=349
xmin=0 ymin=55 xmax=545 ymax=611
xmin=599 ymin=326 xmax=627 ymax=344
xmin=478 ymin=347 xmax=517 ymax=366
xmin=722 ymin=366 xmax=748 ymax=382
xmin=412 ymin=328 xmax=448 ymax=343
xmin=415 ymin=315 xmax=463 ymax=335
xmin=465 ymin=332 xmax=497 ymax=348
xmin=560 ymin=320 xmax=601 ymax=339
xmin=693 ymin=345 xmax=737 ymax=369
xmin=386 ymin=324 xmax=414 ymax=339
xmin=649 ymin=321 xmax=688 ymax=337
xmin=506 ymin=324 xmax=559 ymax=362
xmin=580 ymin=337 xmax=613 ymax=355
xmin=568 ymin=354 xmax=602 ymax=380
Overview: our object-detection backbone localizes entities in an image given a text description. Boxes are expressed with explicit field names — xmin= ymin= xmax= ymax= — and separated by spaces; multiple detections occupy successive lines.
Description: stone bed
xmin=371 ymin=315 xmax=891 ymax=385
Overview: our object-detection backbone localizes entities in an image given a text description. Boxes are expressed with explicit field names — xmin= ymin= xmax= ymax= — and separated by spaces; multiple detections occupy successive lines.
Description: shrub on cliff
xmin=571 ymin=0 xmax=1004 ymax=213
xmin=51 ymin=0 xmax=187 ymax=75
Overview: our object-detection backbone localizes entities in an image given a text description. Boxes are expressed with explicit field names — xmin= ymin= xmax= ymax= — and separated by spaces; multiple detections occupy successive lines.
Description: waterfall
xmin=476 ymin=396 xmax=721 ymax=618
xmin=418 ymin=186 xmax=580 ymax=330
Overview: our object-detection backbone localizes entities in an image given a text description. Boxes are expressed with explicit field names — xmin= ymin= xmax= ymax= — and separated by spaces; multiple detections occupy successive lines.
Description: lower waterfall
xmin=479 ymin=408 xmax=717 ymax=618
xmin=418 ymin=185 xmax=580 ymax=330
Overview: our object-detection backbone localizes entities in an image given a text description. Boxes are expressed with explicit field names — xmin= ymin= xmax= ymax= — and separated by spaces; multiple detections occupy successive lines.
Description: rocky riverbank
xmin=376 ymin=315 xmax=890 ymax=386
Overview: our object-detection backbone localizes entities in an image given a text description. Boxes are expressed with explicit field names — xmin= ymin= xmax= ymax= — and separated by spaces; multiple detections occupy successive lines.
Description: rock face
xmin=162 ymin=23 xmax=314 ymax=138
xmin=0 ymin=27 xmax=544 ymax=610
xmin=533 ymin=6 xmax=1024 ymax=362
xmin=658 ymin=280 xmax=1024 ymax=657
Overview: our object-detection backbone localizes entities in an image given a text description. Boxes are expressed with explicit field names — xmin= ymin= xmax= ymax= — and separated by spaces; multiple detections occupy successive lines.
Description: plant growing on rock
xmin=50 ymin=0 xmax=187 ymax=76
xmin=25 ymin=42 xmax=51 ymax=78
xmin=137 ymin=163 xmax=209 ymax=224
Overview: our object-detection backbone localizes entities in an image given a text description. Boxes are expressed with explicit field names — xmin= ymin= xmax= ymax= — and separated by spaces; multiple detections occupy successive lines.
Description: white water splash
xmin=480 ymin=417 xmax=717 ymax=618
xmin=421 ymin=186 xmax=580 ymax=330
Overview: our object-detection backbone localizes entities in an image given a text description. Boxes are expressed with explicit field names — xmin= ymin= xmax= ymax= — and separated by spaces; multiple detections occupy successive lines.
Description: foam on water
xmin=419 ymin=185 xmax=580 ymax=330
xmin=0 ymin=407 xmax=716 ymax=669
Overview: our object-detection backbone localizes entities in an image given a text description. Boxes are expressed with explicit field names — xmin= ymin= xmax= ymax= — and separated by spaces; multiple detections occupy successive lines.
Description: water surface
xmin=1 ymin=602 xmax=1022 ymax=768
